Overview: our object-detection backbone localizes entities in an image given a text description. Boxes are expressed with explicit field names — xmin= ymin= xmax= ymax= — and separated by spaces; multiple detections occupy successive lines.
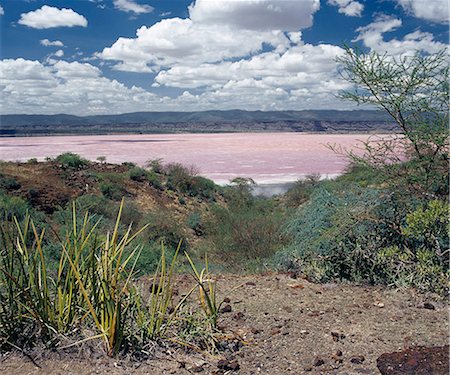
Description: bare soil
xmin=1 ymin=273 xmax=448 ymax=374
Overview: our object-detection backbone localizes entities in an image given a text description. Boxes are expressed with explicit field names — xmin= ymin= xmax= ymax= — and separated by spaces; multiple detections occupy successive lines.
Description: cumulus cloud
xmin=0 ymin=5 xmax=4 ymax=16
xmin=99 ymin=0 xmax=320 ymax=73
xmin=188 ymin=0 xmax=320 ymax=31
xmin=395 ymin=0 xmax=449 ymax=24
xmin=18 ymin=5 xmax=88 ymax=29
xmin=0 ymin=58 xmax=161 ymax=114
xmin=40 ymin=39 xmax=65 ymax=47
xmin=353 ymin=15 xmax=447 ymax=55
xmin=54 ymin=50 xmax=64 ymax=57
xmin=328 ymin=0 xmax=363 ymax=17
xmin=99 ymin=18 xmax=290 ymax=72
xmin=113 ymin=0 xmax=154 ymax=14
xmin=0 ymin=53 xmax=353 ymax=115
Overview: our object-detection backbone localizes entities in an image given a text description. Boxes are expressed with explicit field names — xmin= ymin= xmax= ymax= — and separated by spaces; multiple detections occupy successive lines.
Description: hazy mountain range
xmin=0 ymin=110 xmax=394 ymax=136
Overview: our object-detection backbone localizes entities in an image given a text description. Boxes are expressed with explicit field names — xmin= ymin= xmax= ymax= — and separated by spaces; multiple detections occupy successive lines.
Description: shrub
xmin=276 ymin=184 xmax=449 ymax=295
xmin=55 ymin=152 xmax=88 ymax=169
xmin=129 ymin=167 xmax=148 ymax=182
xmin=0 ymin=194 xmax=29 ymax=221
xmin=27 ymin=158 xmax=38 ymax=165
xmin=205 ymin=198 xmax=286 ymax=268
xmin=0 ymin=174 xmax=20 ymax=191
xmin=99 ymin=181 xmax=123 ymax=201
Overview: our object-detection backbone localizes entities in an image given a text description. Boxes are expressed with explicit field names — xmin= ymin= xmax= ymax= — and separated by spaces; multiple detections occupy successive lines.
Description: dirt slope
xmin=1 ymin=273 xmax=448 ymax=375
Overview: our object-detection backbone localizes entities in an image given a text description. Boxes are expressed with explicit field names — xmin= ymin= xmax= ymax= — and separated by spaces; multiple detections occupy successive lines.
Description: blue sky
xmin=0 ymin=0 xmax=448 ymax=115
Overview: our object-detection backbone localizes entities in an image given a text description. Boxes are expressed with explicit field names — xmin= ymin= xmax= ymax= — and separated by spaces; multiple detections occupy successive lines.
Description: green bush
xmin=0 ymin=194 xmax=29 ymax=221
xmin=205 ymin=198 xmax=286 ymax=268
xmin=129 ymin=167 xmax=148 ymax=182
xmin=55 ymin=152 xmax=88 ymax=169
xmin=275 ymin=184 xmax=448 ymax=295
xmin=0 ymin=174 xmax=20 ymax=191
xmin=100 ymin=181 xmax=123 ymax=201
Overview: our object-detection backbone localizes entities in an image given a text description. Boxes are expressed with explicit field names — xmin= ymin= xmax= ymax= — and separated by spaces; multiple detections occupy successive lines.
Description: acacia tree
xmin=336 ymin=47 xmax=449 ymax=198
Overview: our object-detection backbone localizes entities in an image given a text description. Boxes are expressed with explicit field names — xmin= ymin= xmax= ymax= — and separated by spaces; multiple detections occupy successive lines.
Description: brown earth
xmin=1 ymin=273 xmax=448 ymax=375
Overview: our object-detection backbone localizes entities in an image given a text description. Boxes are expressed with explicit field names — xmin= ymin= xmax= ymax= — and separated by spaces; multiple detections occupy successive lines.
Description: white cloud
xmin=40 ymin=39 xmax=64 ymax=47
xmin=0 ymin=53 xmax=353 ymax=115
xmin=18 ymin=5 xmax=88 ymax=29
xmin=0 ymin=5 xmax=4 ymax=16
xmin=395 ymin=0 xmax=449 ymax=24
xmin=54 ymin=50 xmax=64 ymax=57
xmin=353 ymin=15 xmax=447 ymax=55
xmin=99 ymin=18 xmax=290 ymax=73
xmin=113 ymin=0 xmax=153 ymax=14
xmin=99 ymin=0 xmax=320 ymax=73
xmin=188 ymin=0 xmax=320 ymax=31
xmin=0 ymin=59 xmax=161 ymax=115
xmin=328 ymin=0 xmax=364 ymax=17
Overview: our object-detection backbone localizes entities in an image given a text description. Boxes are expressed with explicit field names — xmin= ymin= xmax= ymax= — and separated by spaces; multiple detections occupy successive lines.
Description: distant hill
xmin=0 ymin=110 xmax=394 ymax=136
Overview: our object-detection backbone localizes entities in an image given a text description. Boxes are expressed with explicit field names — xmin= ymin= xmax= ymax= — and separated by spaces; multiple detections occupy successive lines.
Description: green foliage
xmin=205 ymin=196 xmax=286 ymax=269
xmin=129 ymin=167 xmax=148 ymax=182
xmin=141 ymin=210 xmax=187 ymax=252
xmin=276 ymin=184 xmax=448 ymax=295
xmin=336 ymin=48 xmax=449 ymax=198
xmin=187 ymin=211 xmax=203 ymax=236
xmin=284 ymin=174 xmax=320 ymax=207
xmin=0 ymin=174 xmax=20 ymax=191
xmin=99 ymin=181 xmax=124 ymax=201
xmin=27 ymin=158 xmax=38 ymax=165
xmin=0 ymin=202 xmax=221 ymax=356
xmin=403 ymin=200 xmax=449 ymax=251
xmin=0 ymin=194 xmax=29 ymax=221
xmin=55 ymin=152 xmax=88 ymax=169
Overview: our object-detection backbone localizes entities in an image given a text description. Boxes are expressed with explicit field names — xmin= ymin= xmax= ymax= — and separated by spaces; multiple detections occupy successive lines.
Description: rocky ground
xmin=1 ymin=273 xmax=448 ymax=374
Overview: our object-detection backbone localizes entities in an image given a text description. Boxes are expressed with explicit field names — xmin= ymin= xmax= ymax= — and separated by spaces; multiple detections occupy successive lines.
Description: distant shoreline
xmin=0 ymin=129 xmax=394 ymax=138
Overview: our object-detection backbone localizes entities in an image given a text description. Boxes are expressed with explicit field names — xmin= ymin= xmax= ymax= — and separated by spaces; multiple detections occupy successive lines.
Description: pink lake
xmin=0 ymin=133 xmax=375 ymax=184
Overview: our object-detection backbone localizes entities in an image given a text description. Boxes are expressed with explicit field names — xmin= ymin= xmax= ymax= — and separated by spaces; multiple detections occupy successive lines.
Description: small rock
xmin=245 ymin=281 xmax=256 ymax=286
xmin=191 ymin=365 xmax=204 ymax=373
xmin=314 ymin=357 xmax=325 ymax=367
xmin=350 ymin=355 xmax=365 ymax=364
xmin=220 ymin=304 xmax=232 ymax=313
xmin=377 ymin=345 xmax=449 ymax=375
xmin=217 ymin=359 xmax=239 ymax=371
xmin=223 ymin=297 xmax=231 ymax=303
xmin=331 ymin=331 xmax=346 ymax=342
xmin=423 ymin=302 xmax=435 ymax=310
xmin=374 ymin=301 xmax=385 ymax=308
xmin=250 ymin=327 xmax=261 ymax=334
xmin=270 ymin=327 xmax=281 ymax=336
xmin=233 ymin=312 xmax=245 ymax=320
xmin=335 ymin=350 xmax=343 ymax=357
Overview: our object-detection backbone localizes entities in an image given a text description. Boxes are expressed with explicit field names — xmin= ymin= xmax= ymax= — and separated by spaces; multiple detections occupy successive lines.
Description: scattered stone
xmin=217 ymin=359 xmax=239 ymax=371
xmin=335 ymin=350 xmax=343 ymax=357
xmin=304 ymin=366 xmax=313 ymax=372
xmin=287 ymin=283 xmax=304 ymax=289
xmin=233 ymin=311 xmax=245 ymax=320
xmin=350 ymin=355 xmax=365 ymax=364
xmin=314 ymin=357 xmax=325 ymax=367
xmin=423 ymin=302 xmax=435 ymax=310
xmin=374 ymin=301 xmax=385 ymax=308
xmin=270 ymin=327 xmax=281 ymax=336
xmin=223 ymin=297 xmax=231 ymax=303
xmin=220 ymin=304 xmax=232 ymax=313
xmin=377 ymin=345 xmax=449 ymax=375
xmin=245 ymin=281 xmax=256 ymax=286
xmin=331 ymin=331 xmax=346 ymax=342
xmin=250 ymin=327 xmax=261 ymax=334
xmin=191 ymin=365 xmax=204 ymax=373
